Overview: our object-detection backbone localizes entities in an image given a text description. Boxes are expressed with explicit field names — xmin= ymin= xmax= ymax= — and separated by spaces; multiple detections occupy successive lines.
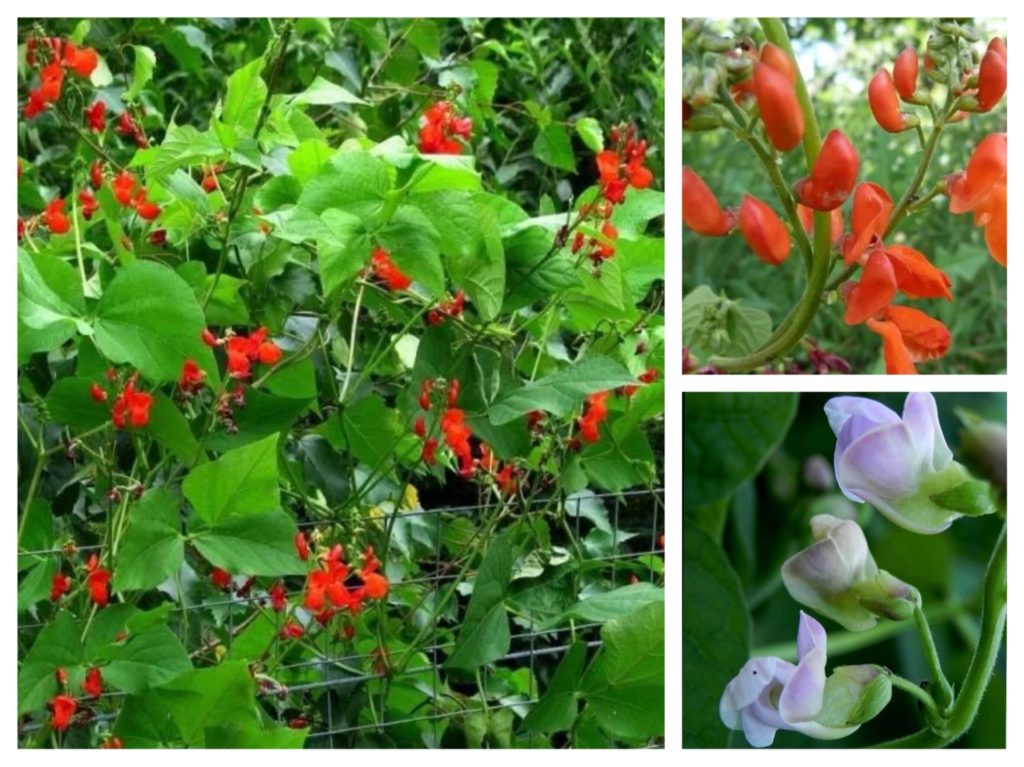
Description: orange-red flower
xmin=369 ymin=246 xmax=412 ymax=292
xmin=42 ymin=198 xmax=70 ymax=234
xmin=948 ymin=132 xmax=1007 ymax=266
xmin=112 ymin=171 xmax=136 ymax=206
xmin=79 ymin=189 xmax=99 ymax=220
xmin=225 ymin=327 xmax=282 ymax=378
xmin=280 ymin=620 xmax=305 ymax=640
xmin=62 ymin=41 xmax=99 ymax=78
xmin=441 ymin=407 xmax=474 ymax=475
xmin=84 ymin=100 xmax=106 ymax=132
xmin=866 ymin=306 xmax=950 ymax=374
xmin=294 ymin=531 xmax=310 ymax=561
xmin=578 ymin=390 xmax=610 ymax=443
xmin=753 ymin=61 xmax=804 ymax=151
xmin=269 ymin=582 xmax=287 ymax=611
xmin=84 ymin=554 xmax=110 ymax=607
xmin=868 ymin=69 xmax=916 ymax=132
xmin=40 ymin=61 xmax=64 ymax=102
xmin=842 ymin=182 xmax=893 ymax=265
xmin=893 ymin=47 xmax=918 ymax=101
xmin=210 ymin=567 xmax=232 ymax=591
xmin=50 ymin=571 xmax=71 ymax=601
xmin=178 ymin=359 xmax=206 ymax=395
xmin=794 ymin=129 xmax=859 ymax=211
xmin=738 ymin=194 xmax=791 ymax=266
xmin=49 ymin=694 xmax=77 ymax=732
xmin=82 ymin=667 xmax=103 ymax=700
xmin=682 ymin=166 xmax=736 ymax=236
xmin=419 ymin=101 xmax=473 ymax=155
xmin=843 ymin=250 xmax=897 ymax=325
xmin=111 ymin=377 xmax=153 ymax=428
xmin=976 ymin=37 xmax=1007 ymax=112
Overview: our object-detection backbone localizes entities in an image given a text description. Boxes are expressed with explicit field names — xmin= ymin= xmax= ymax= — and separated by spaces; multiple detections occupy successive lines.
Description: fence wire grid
xmin=18 ymin=487 xmax=665 ymax=748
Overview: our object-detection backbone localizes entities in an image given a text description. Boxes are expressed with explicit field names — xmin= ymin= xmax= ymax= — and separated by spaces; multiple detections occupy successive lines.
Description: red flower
xmin=210 ymin=567 xmax=232 ymax=591
xmin=79 ymin=189 xmax=99 ymax=220
xmin=49 ymin=694 xmax=77 ymax=732
xmin=50 ymin=572 xmax=71 ymax=601
xmin=131 ymin=190 xmax=161 ymax=220
xmin=112 ymin=171 xmax=136 ymax=207
xmin=753 ymin=61 xmax=804 ymax=151
xmin=682 ymin=166 xmax=736 ymax=236
xmin=369 ymin=247 xmax=412 ymax=291
xmin=842 ymin=182 xmax=893 ymax=265
xmin=269 ymin=582 xmax=287 ymax=611
xmin=294 ymin=531 xmax=310 ymax=561
xmin=89 ymin=382 xmax=107 ymax=402
xmin=893 ymin=47 xmax=918 ymax=101
xmin=419 ymin=101 xmax=473 ymax=154
xmin=100 ymin=737 xmax=123 ymax=749
xmin=596 ymin=128 xmax=654 ymax=204
xmin=592 ymin=221 xmax=618 ymax=262
xmin=201 ymin=328 xmax=219 ymax=347
xmin=40 ymin=61 xmax=64 ymax=102
xmin=868 ymin=69 xmax=916 ymax=132
xmin=738 ymin=194 xmax=791 ymax=266
xmin=362 ymin=572 xmax=389 ymax=600
xmin=116 ymin=111 xmax=147 ymax=146
xmin=866 ymin=306 xmax=950 ymax=374
xmin=421 ymin=437 xmax=438 ymax=465
xmin=794 ymin=129 xmax=859 ymax=211
xmin=225 ymin=327 xmax=281 ymax=378
xmin=84 ymin=100 xmax=106 ymax=132
xmin=759 ymin=42 xmax=797 ymax=84
xmin=948 ymin=132 xmax=1007 ymax=266
xmin=42 ymin=198 xmax=70 ymax=234
xmin=84 ymin=555 xmax=110 ymax=607
xmin=304 ymin=545 xmax=352 ymax=612
xmin=441 ymin=407 xmax=474 ymax=474
xmin=82 ymin=667 xmax=103 ymax=700
xmin=55 ymin=667 xmax=69 ymax=686
xmin=62 ymin=41 xmax=99 ymax=77
xmin=149 ymin=229 xmax=167 ymax=246
xmin=90 ymin=161 xmax=104 ymax=190
xmin=414 ymin=417 xmax=426 ymax=438
xmin=280 ymin=620 xmax=305 ymax=640
xmin=178 ymin=359 xmax=206 ymax=395
xmin=447 ymin=378 xmax=460 ymax=407
xmin=24 ymin=90 xmax=49 ymax=119
xmin=578 ymin=391 xmax=610 ymax=443
xmin=976 ymin=38 xmax=1007 ymax=112
xmin=111 ymin=377 xmax=153 ymax=428
xmin=418 ymin=379 xmax=433 ymax=411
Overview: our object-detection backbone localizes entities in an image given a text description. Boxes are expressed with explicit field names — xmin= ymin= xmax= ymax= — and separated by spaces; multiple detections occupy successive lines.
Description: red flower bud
xmin=682 ymin=166 xmax=736 ymax=236
xmin=893 ymin=47 xmax=919 ymax=100
xmin=976 ymin=38 xmax=1007 ymax=112
xmin=759 ymin=42 xmax=797 ymax=84
xmin=868 ymin=69 xmax=915 ymax=132
xmin=294 ymin=531 xmax=309 ymax=561
xmin=794 ymin=129 xmax=859 ymax=211
xmin=738 ymin=194 xmax=791 ymax=266
xmin=90 ymin=382 xmax=107 ymax=402
xmin=753 ymin=62 xmax=804 ymax=151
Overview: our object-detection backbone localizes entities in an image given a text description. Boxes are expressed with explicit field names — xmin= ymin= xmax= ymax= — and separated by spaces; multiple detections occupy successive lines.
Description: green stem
xmin=888 ymin=672 xmax=941 ymax=719
xmin=914 ymin=605 xmax=954 ymax=710
xmin=706 ymin=18 xmax=829 ymax=372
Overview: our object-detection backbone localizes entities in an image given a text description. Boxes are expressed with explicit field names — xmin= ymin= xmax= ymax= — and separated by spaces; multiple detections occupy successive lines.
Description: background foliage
xmin=683 ymin=18 xmax=1007 ymax=374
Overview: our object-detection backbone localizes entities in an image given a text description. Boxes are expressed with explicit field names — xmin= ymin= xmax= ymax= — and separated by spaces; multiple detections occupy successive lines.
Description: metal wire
xmin=19 ymin=488 xmax=664 ymax=746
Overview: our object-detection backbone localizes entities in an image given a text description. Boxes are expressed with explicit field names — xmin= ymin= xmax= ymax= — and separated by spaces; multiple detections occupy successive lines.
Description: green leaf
xmin=18 ymin=611 xmax=84 ymax=714
xmin=575 ymin=117 xmax=604 ymax=152
xmin=132 ymin=124 xmax=225 ymax=180
xmin=682 ymin=524 xmax=750 ymax=747
xmin=324 ymin=395 xmax=404 ymax=469
xmin=503 ymin=226 xmax=579 ymax=310
xmin=156 ymin=662 xmax=257 ymax=747
xmin=113 ymin=488 xmax=184 ymax=593
xmin=113 ymin=692 xmax=182 ymax=747
xmin=447 ymin=533 xmax=515 ymax=670
xmin=561 ymin=583 xmax=664 ymax=623
xmin=205 ymin=721 xmax=309 ymax=748
xmin=523 ymin=641 xmax=588 ymax=734
xmin=297 ymin=149 xmax=390 ymax=215
xmin=317 ymin=209 xmax=370 ymax=296
xmin=684 ymin=392 xmax=797 ymax=509
xmin=489 ymin=356 xmax=636 ymax=425
xmin=147 ymin=391 xmax=203 ymax=464
xmin=18 ymin=248 xmax=87 ymax=357
xmin=378 ymin=205 xmax=444 ymax=297
xmin=291 ymin=75 xmax=366 ymax=106
xmin=192 ymin=510 xmax=305 ymax=576
xmin=182 ymin=433 xmax=279 ymax=524
xmin=96 ymin=624 xmax=192 ymax=694
xmin=581 ymin=602 xmax=664 ymax=739
xmin=93 ymin=261 xmax=216 ymax=383
xmin=45 ymin=377 xmax=110 ymax=430
xmin=533 ymin=124 xmax=576 ymax=171
xmin=222 ymin=57 xmax=267 ymax=134
xmin=124 ymin=45 xmax=156 ymax=101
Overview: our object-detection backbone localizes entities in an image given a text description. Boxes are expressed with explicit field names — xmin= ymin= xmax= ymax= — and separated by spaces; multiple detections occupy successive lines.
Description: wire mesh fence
xmin=18 ymin=487 xmax=664 ymax=748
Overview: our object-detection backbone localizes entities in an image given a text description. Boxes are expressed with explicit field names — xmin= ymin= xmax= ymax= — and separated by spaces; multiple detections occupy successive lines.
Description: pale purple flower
xmin=720 ymin=612 xmax=857 ymax=747
xmin=824 ymin=393 xmax=962 ymax=534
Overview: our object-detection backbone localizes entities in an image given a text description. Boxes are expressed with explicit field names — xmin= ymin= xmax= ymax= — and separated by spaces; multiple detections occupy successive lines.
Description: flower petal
xmin=824 ymin=396 xmax=900 ymax=439
xmin=780 ymin=645 xmax=826 ymax=724
xmin=901 ymin=392 xmax=952 ymax=474
xmin=837 ymin=421 xmax=920 ymax=505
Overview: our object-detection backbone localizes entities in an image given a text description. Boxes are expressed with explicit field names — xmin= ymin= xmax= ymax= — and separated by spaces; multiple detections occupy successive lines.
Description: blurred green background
xmin=684 ymin=391 xmax=1007 ymax=748
xmin=683 ymin=18 xmax=1007 ymax=374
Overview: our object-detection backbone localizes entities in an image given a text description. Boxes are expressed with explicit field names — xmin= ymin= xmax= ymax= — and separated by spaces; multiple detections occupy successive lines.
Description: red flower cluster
xmin=116 ymin=110 xmax=148 ymax=148
xmin=82 ymin=667 xmax=103 ymax=700
xmin=79 ymin=189 xmax=99 ymax=220
xmin=948 ymin=133 xmax=1006 ymax=267
xmin=441 ymin=406 xmax=474 ymax=476
xmin=839 ymin=182 xmax=952 ymax=373
xmin=210 ymin=566 xmax=232 ymax=591
xmin=578 ymin=391 xmax=610 ymax=443
xmin=178 ymin=358 xmax=206 ymax=396
xmin=427 ymin=290 xmax=466 ymax=326
xmin=418 ymin=101 xmax=473 ymax=154
xmin=571 ymin=221 xmax=620 ymax=267
xmin=201 ymin=326 xmax=282 ymax=379
xmin=49 ymin=694 xmax=77 ymax=732
xmin=280 ymin=620 xmax=305 ymax=640
xmin=50 ymin=571 xmax=71 ymax=601
xmin=41 ymin=198 xmax=70 ymax=234
xmin=303 ymin=544 xmax=389 ymax=623
xmin=111 ymin=170 xmax=161 ymax=221
xmin=728 ymin=43 xmax=804 ymax=151
xmin=269 ymin=582 xmax=288 ymax=611
xmin=108 ymin=374 xmax=154 ymax=429
xmin=596 ymin=125 xmax=654 ymax=204
xmin=23 ymin=37 xmax=98 ymax=120
xmin=84 ymin=554 xmax=110 ymax=607
xmin=84 ymin=100 xmax=106 ymax=132
xmin=368 ymin=247 xmax=412 ymax=292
